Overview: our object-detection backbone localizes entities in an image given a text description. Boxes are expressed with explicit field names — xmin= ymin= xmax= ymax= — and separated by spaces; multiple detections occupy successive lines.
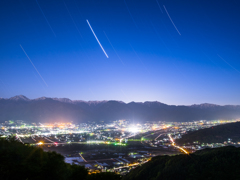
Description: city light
xmin=37 ymin=142 xmax=43 ymax=145
xmin=128 ymin=126 xmax=139 ymax=133
xmin=168 ymin=134 xmax=189 ymax=154
xmin=1 ymin=119 xmax=240 ymax=175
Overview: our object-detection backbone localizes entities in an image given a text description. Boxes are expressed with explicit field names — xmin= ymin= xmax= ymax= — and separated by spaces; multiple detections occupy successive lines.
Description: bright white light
xmin=37 ymin=142 xmax=43 ymax=145
xmin=128 ymin=126 xmax=139 ymax=133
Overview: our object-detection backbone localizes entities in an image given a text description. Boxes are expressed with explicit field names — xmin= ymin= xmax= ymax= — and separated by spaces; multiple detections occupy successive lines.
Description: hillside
xmin=1 ymin=138 xmax=240 ymax=180
xmin=0 ymin=95 xmax=240 ymax=123
xmin=0 ymin=138 xmax=120 ymax=180
xmin=123 ymin=146 xmax=240 ymax=180
xmin=175 ymin=121 xmax=240 ymax=145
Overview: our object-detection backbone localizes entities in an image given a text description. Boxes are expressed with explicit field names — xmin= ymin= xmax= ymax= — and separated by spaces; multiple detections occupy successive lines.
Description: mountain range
xmin=0 ymin=95 xmax=240 ymax=123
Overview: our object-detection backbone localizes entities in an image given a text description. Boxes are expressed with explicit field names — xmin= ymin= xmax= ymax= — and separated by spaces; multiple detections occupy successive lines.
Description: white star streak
xmin=124 ymin=0 xmax=139 ymax=30
xmin=103 ymin=31 xmax=124 ymax=65
xmin=156 ymin=0 xmax=163 ymax=13
xmin=35 ymin=0 xmax=56 ymax=37
xmin=20 ymin=44 xmax=48 ymax=87
xmin=121 ymin=89 xmax=127 ymax=99
xmin=163 ymin=5 xmax=181 ymax=35
xmin=217 ymin=54 xmax=240 ymax=74
xmin=86 ymin=20 xmax=109 ymax=58
xmin=63 ymin=1 xmax=82 ymax=38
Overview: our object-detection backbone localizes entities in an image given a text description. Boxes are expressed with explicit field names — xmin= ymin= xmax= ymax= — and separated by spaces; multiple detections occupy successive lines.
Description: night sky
xmin=0 ymin=0 xmax=240 ymax=105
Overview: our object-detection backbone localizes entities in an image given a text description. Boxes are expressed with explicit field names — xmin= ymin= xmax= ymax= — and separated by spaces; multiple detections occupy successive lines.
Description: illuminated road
xmin=168 ymin=134 xmax=188 ymax=154
xmin=141 ymin=129 xmax=167 ymax=147
xmin=154 ymin=133 xmax=163 ymax=141
xmin=33 ymin=141 xmax=127 ymax=146
xmin=79 ymin=153 xmax=87 ymax=162
xmin=44 ymin=137 xmax=55 ymax=143
xmin=113 ymin=159 xmax=150 ymax=170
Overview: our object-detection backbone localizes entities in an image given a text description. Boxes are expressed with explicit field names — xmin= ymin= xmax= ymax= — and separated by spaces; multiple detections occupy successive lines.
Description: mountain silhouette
xmin=0 ymin=95 xmax=240 ymax=123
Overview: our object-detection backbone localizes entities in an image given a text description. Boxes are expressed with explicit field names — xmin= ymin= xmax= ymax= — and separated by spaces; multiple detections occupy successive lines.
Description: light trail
xmin=123 ymin=0 xmax=139 ymax=30
xmin=16 ymin=135 xmax=24 ymax=144
xmin=113 ymin=159 xmax=150 ymax=170
xmin=0 ymin=78 xmax=7 ymax=91
xmin=63 ymin=1 xmax=83 ymax=38
xmin=20 ymin=45 xmax=48 ymax=87
xmin=31 ymin=136 xmax=36 ymax=141
xmin=86 ymin=20 xmax=109 ymax=58
xmin=79 ymin=153 xmax=87 ymax=162
xmin=35 ymin=0 xmax=56 ymax=37
xmin=103 ymin=31 xmax=125 ymax=65
xmin=29 ymin=141 xmax=127 ymax=146
xmin=151 ymin=22 xmax=172 ymax=53
xmin=44 ymin=137 xmax=54 ymax=143
xmin=156 ymin=0 xmax=163 ymax=13
xmin=163 ymin=5 xmax=181 ymax=35
xmin=129 ymin=43 xmax=151 ymax=74
xmin=168 ymin=134 xmax=188 ymax=154
xmin=120 ymin=89 xmax=127 ymax=97
xmin=140 ymin=131 xmax=156 ymax=146
xmin=217 ymin=54 xmax=240 ymax=74
xmin=154 ymin=133 xmax=162 ymax=141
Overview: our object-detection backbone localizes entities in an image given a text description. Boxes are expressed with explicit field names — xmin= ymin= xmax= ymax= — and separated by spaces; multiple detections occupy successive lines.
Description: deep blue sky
xmin=0 ymin=0 xmax=240 ymax=105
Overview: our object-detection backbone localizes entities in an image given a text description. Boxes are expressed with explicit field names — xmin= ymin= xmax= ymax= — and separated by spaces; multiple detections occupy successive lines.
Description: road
xmin=168 ymin=134 xmax=188 ymax=154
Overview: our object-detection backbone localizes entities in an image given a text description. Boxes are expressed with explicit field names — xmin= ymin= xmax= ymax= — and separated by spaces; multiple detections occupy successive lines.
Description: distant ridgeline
xmin=123 ymin=146 xmax=240 ymax=180
xmin=175 ymin=121 xmax=240 ymax=145
xmin=1 ymin=95 xmax=240 ymax=123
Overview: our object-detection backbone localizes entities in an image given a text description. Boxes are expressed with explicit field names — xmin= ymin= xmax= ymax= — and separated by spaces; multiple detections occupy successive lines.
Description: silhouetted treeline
xmin=1 ymin=138 xmax=240 ymax=180
xmin=0 ymin=138 xmax=121 ymax=180
xmin=123 ymin=146 xmax=240 ymax=180
xmin=176 ymin=122 xmax=240 ymax=145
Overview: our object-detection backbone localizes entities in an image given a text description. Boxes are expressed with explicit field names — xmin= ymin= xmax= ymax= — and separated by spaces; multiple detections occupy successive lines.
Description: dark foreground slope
xmin=1 ymin=95 xmax=240 ymax=123
xmin=123 ymin=146 xmax=240 ymax=180
xmin=176 ymin=121 xmax=240 ymax=145
xmin=0 ymin=138 xmax=120 ymax=180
